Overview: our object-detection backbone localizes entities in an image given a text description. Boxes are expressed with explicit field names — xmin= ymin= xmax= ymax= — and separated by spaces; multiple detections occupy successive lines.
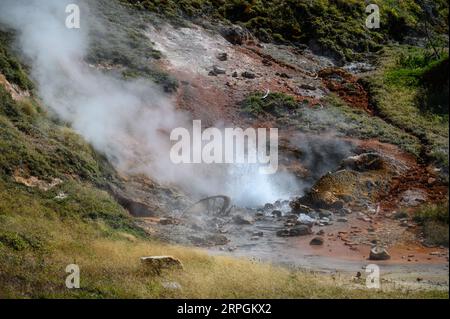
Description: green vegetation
xmin=414 ymin=202 xmax=449 ymax=247
xmin=0 ymin=31 xmax=33 ymax=91
xmin=0 ymin=86 xmax=115 ymax=183
xmin=1 ymin=0 xmax=448 ymax=299
xmin=121 ymin=0 xmax=448 ymax=62
xmin=321 ymin=94 xmax=423 ymax=156
xmin=241 ymin=92 xmax=298 ymax=116
xmin=1 ymin=88 xmax=445 ymax=298
xmin=87 ymin=0 xmax=179 ymax=92
xmin=0 ymin=176 xmax=447 ymax=298
xmin=365 ymin=45 xmax=449 ymax=169
xmin=241 ymin=90 xmax=423 ymax=157
xmin=0 ymin=64 xmax=446 ymax=299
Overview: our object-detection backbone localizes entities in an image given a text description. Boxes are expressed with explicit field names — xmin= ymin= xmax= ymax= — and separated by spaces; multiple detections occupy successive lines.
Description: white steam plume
xmin=0 ymin=0 xmax=299 ymax=206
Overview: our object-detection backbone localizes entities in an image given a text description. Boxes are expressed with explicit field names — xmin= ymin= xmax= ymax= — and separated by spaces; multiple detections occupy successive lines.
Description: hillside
xmin=0 ymin=0 xmax=448 ymax=299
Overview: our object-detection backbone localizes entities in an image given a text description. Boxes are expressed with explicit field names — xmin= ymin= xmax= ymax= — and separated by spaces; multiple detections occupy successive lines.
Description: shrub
xmin=0 ymin=31 xmax=33 ymax=91
xmin=241 ymin=92 xmax=298 ymax=116
xmin=414 ymin=202 xmax=449 ymax=247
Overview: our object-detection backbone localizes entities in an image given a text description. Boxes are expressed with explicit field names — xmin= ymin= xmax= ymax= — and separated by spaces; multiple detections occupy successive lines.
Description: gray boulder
xmin=277 ymin=225 xmax=312 ymax=237
xmin=369 ymin=247 xmax=391 ymax=261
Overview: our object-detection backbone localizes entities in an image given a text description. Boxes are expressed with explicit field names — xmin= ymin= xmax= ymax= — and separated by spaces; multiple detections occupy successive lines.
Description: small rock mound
xmin=233 ymin=215 xmax=254 ymax=225
xmin=369 ymin=247 xmax=391 ymax=261
xmin=277 ymin=225 xmax=312 ymax=237
xmin=141 ymin=256 xmax=183 ymax=274
xmin=310 ymin=237 xmax=324 ymax=246
xmin=340 ymin=153 xmax=385 ymax=171
xmin=289 ymin=152 xmax=402 ymax=210
xmin=220 ymin=25 xmax=251 ymax=45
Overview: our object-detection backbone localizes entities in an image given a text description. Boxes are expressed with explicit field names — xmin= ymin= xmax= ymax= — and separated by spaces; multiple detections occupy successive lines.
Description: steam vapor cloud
xmin=0 ymin=0 xmax=299 ymax=206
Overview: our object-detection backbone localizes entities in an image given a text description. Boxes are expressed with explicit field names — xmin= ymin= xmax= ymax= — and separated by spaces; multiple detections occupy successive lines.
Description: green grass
xmin=241 ymin=92 xmax=298 ymax=116
xmin=364 ymin=45 xmax=449 ymax=169
xmin=0 ymin=177 xmax=447 ymax=298
xmin=322 ymin=95 xmax=423 ymax=155
xmin=0 ymin=85 xmax=115 ymax=183
xmin=0 ymin=31 xmax=34 ymax=91
xmin=241 ymin=90 xmax=423 ymax=157
xmin=414 ymin=202 xmax=449 ymax=247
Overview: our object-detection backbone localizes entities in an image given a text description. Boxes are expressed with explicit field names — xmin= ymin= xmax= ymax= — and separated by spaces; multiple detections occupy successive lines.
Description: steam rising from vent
xmin=0 ymin=0 xmax=299 ymax=206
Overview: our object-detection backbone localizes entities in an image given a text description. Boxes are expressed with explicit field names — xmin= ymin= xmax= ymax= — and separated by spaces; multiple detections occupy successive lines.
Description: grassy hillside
xmin=365 ymin=45 xmax=449 ymax=170
xmin=0 ymin=31 xmax=33 ymax=91
xmin=1 ymin=30 xmax=447 ymax=298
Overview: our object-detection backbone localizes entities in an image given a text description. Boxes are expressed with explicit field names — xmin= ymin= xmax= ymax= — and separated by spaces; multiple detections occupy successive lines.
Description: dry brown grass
xmin=0 ymin=179 xmax=448 ymax=299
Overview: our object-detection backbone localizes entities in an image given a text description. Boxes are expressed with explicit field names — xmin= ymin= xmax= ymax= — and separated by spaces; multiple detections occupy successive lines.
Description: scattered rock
xmin=276 ymin=225 xmax=312 ymax=237
xmin=331 ymin=200 xmax=344 ymax=210
xmin=14 ymin=173 xmax=63 ymax=192
xmin=310 ymin=237 xmax=324 ymax=246
xmin=232 ymin=71 xmax=238 ymax=78
xmin=369 ymin=247 xmax=391 ymax=261
xmin=188 ymin=234 xmax=229 ymax=246
xmin=343 ymin=62 xmax=375 ymax=74
xmin=337 ymin=217 xmax=348 ymax=223
xmin=316 ymin=229 xmax=325 ymax=236
xmin=430 ymin=251 xmax=442 ymax=256
xmin=242 ymin=71 xmax=256 ymax=79
xmin=297 ymin=214 xmax=316 ymax=226
xmin=252 ymin=231 xmax=264 ymax=237
xmin=162 ymin=281 xmax=182 ymax=290
xmin=299 ymin=83 xmax=316 ymax=90
xmin=340 ymin=208 xmax=352 ymax=215
xmin=338 ymin=194 xmax=353 ymax=203
xmin=217 ymin=52 xmax=228 ymax=61
xmin=159 ymin=217 xmax=179 ymax=225
xmin=340 ymin=153 xmax=384 ymax=171
xmin=276 ymin=72 xmax=292 ymax=79
xmin=209 ymin=65 xmax=226 ymax=76
xmin=319 ymin=210 xmax=333 ymax=219
xmin=233 ymin=215 xmax=254 ymax=225
xmin=291 ymin=203 xmax=313 ymax=215
xmin=393 ymin=211 xmax=408 ymax=219
xmin=112 ymin=190 xmax=156 ymax=217
xmin=400 ymin=189 xmax=427 ymax=207
xmin=54 ymin=192 xmax=68 ymax=200
xmin=141 ymin=256 xmax=183 ymax=274
xmin=319 ymin=217 xmax=332 ymax=225
xmin=272 ymin=210 xmax=282 ymax=218
xmin=262 ymin=58 xmax=272 ymax=66
xmin=255 ymin=211 xmax=265 ymax=218
xmin=220 ymin=25 xmax=249 ymax=45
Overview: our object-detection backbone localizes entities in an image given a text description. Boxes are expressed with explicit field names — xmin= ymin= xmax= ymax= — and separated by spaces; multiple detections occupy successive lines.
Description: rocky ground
xmin=1 ymin=0 xmax=448 ymax=298
xmin=123 ymin=20 xmax=449 ymax=289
